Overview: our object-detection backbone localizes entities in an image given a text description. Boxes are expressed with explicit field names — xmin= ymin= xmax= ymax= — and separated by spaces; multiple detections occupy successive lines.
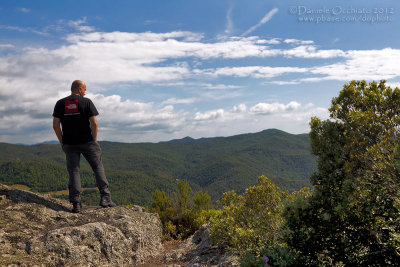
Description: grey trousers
xmin=62 ymin=141 xmax=111 ymax=203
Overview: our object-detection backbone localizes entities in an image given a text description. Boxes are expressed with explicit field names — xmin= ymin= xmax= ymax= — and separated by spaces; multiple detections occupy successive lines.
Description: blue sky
xmin=0 ymin=0 xmax=399 ymax=143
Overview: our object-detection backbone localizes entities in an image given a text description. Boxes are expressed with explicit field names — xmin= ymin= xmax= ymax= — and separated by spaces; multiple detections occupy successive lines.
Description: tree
xmin=283 ymin=80 xmax=400 ymax=265
xmin=193 ymin=191 xmax=212 ymax=211
xmin=175 ymin=179 xmax=192 ymax=213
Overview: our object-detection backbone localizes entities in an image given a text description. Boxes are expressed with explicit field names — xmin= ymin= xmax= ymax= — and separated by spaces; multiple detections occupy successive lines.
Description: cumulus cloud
xmin=184 ymin=102 xmax=328 ymax=140
xmin=1 ymin=27 xmax=399 ymax=143
xmin=232 ymin=104 xmax=247 ymax=113
xmin=196 ymin=46 xmax=400 ymax=83
xmin=305 ymin=48 xmax=400 ymax=82
xmin=0 ymin=30 xmax=358 ymax=88
xmin=194 ymin=109 xmax=225 ymax=121
xmin=250 ymin=101 xmax=301 ymax=114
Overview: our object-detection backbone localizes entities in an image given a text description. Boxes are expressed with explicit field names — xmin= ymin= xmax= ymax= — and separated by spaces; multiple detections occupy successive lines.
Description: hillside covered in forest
xmin=0 ymin=129 xmax=316 ymax=205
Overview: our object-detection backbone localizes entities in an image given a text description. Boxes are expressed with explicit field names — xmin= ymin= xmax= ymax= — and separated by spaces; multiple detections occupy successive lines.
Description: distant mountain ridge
xmin=0 ymin=129 xmax=316 ymax=205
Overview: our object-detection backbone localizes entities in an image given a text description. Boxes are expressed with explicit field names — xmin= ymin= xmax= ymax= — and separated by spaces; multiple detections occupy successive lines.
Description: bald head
xmin=71 ymin=80 xmax=86 ymax=96
xmin=71 ymin=80 xmax=85 ymax=91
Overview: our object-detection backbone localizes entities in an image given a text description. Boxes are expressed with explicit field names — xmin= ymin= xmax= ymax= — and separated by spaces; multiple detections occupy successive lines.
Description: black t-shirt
xmin=53 ymin=95 xmax=99 ymax=145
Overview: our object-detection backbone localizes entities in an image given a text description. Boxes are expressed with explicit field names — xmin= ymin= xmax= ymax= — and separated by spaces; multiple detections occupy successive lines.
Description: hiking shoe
xmin=99 ymin=196 xmax=117 ymax=208
xmin=72 ymin=202 xmax=82 ymax=213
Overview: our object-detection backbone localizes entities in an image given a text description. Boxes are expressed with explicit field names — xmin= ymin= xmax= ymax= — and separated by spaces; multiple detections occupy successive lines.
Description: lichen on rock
xmin=0 ymin=183 xmax=163 ymax=266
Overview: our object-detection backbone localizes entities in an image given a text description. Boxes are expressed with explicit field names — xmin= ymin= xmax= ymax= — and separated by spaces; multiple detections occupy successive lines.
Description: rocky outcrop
xmin=164 ymin=225 xmax=240 ymax=267
xmin=0 ymin=184 xmax=163 ymax=266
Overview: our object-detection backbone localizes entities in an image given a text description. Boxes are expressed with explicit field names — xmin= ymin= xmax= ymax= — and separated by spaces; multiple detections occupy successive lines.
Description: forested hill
xmin=0 ymin=129 xmax=316 ymax=205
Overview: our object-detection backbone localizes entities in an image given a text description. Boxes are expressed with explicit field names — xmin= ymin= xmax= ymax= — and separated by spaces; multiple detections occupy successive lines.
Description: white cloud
xmin=184 ymin=102 xmax=327 ymax=140
xmin=283 ymin=45 xmax=346 ymax=58
xmin=200 ymin=83 xmax=241 ymax=90
xmin=194 ymin=109 xmax=225 ymax=121
xmin=199 ymin=66 xmax=308 ymax=79
xmin=387 ymin=82 xmax=400 ymax=89
xmin=0 ymin=30 xmax=354 ymax=89
xmin=82 ymin=93 xmax=189 ymax=141
xmin=153 ymin=82 xmax=241 ymax=91
xmin=256 ymin=38 xmax=281 ymax=45
xmin=267 ymin=80 xmax=300 ymax=85
xmin=162 ymin=97 xmax=197 ymax=105
xmin=16 ymin=8 xmax=31 ymax=13
xmin=0 ymin=44 xmax=14 ymax=49
xmin=250 ymin=101 xmax=301 ymax=115
xmin=225 ymin=6 xmax=234 ymax=35
xmin=306 ymin=48 xmax=400 ymax=82
xmin=281 ymin=107 xmax=328 ymax=122
xmin=1 ymin=28 xmax=399 ymax=143
xmin=67 ymin=17 xmax=95 ymax=32
xmin=232 ymin=104 xmax=247 ymax=113
xmin=1 ymin=31 xmax=318 ymax=87
xmin=243 ymin=8 xmax=279 ymax=36
xmin=284 ymin=39 xmax=314 ymax=45
xmin=0 ymin=70 xmax=326 ymax=143
xmin=0 ymin=24 xmax=47 ymax=36
xmin=66 ymin=31 xmax=204 ymax=43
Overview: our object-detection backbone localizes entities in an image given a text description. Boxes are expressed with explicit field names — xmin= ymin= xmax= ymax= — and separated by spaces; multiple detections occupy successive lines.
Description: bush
xmin=239 ymin=245 xmax=296 ymax=267
xmin=209 ymin=176 xmax=287 ymax=254
xmin=150 ymin=180 xmax=214 ymax=240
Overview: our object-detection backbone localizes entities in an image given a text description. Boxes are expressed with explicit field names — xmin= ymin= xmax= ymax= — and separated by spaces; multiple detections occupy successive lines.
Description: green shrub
xmin=209 ymin=176 xmax=286 ymax=254
xmin=239 ymin=245 xmax=296 ymax=267
xmin=150 ymin=180 xmax=214 ymax=240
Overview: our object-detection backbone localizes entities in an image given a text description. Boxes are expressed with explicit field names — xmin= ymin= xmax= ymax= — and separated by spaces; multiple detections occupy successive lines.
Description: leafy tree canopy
xmin=284 ymin=80 xmax=400 ymax=265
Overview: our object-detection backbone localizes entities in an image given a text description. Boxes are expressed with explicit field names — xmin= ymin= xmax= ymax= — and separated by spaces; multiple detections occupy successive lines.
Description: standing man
xmin=53 ymin=80 xmax=116 ymax=213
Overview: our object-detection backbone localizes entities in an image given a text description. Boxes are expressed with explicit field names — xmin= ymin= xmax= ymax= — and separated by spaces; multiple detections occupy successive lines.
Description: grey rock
xmin=28 ymin=222 xmax=132 ymax=266
xmin=164 ymin=249 xmax=185 ymax=261
xmin=0 ymin=184 xmax=69 ymax=212
xmin=0 ymin=183 xmax=162 ymax=266
xmin=165 ymin=224 xmax=240 ymax=267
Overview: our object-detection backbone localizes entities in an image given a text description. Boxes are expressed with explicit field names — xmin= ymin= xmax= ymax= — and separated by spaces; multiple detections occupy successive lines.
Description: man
xmin=53 ymin=80 xmax=116 ymax=213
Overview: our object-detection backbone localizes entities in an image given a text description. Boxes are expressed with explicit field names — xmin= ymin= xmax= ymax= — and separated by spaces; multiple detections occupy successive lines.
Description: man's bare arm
xmin=89 ymin=116 xmax=98 ymax=141
xmin=53 ymin=117 xmax=63 ymax=145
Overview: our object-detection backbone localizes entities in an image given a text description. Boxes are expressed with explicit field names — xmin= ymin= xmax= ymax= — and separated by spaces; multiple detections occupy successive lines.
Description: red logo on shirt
xmin=65 ymin=100 xmax=79 ymax=114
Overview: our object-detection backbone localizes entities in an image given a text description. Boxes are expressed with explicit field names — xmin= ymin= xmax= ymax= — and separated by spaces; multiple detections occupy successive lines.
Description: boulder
xmin=0 ymin=184 xmax=163 ymax=266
